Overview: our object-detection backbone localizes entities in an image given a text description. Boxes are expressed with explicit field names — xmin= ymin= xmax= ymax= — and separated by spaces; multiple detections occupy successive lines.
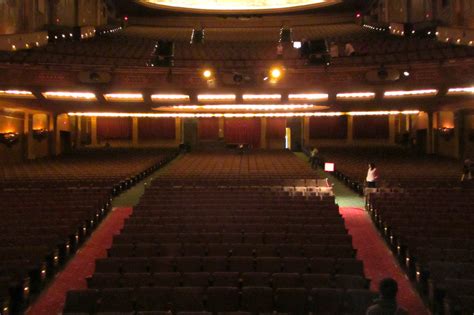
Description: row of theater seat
xmin=64 ymin=286 xmax=376 ymax=315
xmin=63 ymin=151 xmax=375 ymax=314
xmin=0 ymin=149 xmax=178 ymax=315
xmin=95 ymin=257 xmax=362 ymax=275
xmin=314 ymin=145 xmax=460 ymax=191
xmin=367 ymin=188 xmax=474 ymax=314
xmin=87 ymin=272 xmax=368 ymax=290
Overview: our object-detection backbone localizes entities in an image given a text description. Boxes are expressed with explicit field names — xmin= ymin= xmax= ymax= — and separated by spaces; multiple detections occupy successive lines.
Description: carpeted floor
xmin=25 ymin=207 xmax=133 ymax=315
xmin=341 ymin=206 xmax=430 ymax=315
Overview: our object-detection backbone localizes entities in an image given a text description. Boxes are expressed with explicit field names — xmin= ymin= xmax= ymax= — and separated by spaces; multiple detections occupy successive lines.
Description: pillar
xmin=347 ymin=115 xmax=354 ymax=144
xmin=218 ymin=117 xmax=224 ymax=139
xmin=132 ymin=117 xmax=139 ymax=146
xmin=426 ymin=111 xmax=434 ymax=154
xmin=91 ymin=116 xmax=98 ymax=146
xmin=49 ymin=113 xmax=60 ymax=156
xmin=303 ymin=117 xmax=310 ymax=147
xmin=454 ymin=110 xmax=465 ymax=159
xmin=75 ymin=116 xmax=82 ymax=148
xmin=24 ymin=112 xmax=34 ymax=160
xmin=260 ymin=117 xmax=267 ymax=149
xmin=175 ymin=118 xmax=182 ymax=145
xmin=389 ymin=114 xmax=396 ymax=144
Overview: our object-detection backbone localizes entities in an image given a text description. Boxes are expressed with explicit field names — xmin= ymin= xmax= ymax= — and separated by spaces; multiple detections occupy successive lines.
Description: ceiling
xmin=134 ymin=0 xmax=342 ymax=14
xmin=111 ymin=0 xmax=366 ymax=17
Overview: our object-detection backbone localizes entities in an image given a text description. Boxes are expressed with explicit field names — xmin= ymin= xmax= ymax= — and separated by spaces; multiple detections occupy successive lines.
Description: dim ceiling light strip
xmin=288 ymin=93 xmax=329 ymax=100
xmin=172 ymin=104 xmax=314 ymax=110
xmin=104 ymin=93 xmax=144 ymax=101
xmin=0 ymin=90 xmax=35 ymax=98
xmin=68 ymin=110 xmax=419 ymax=118
xmin=336 ymin=92 xmax=375 ymax=99
xmin=197 ymin=94 xmax=236 ymax=101
xmin=447 ymin=87 xmax=474 ymax=94
xmin=242 ymin=94 xmax=281 ymax=100
xmin=384 ymin=89 xmax=438 ymax=97
xmin=151 ymin=94 xmax=190 ymax=101
xmin=42 ymin=91 xmax=96 ymax=100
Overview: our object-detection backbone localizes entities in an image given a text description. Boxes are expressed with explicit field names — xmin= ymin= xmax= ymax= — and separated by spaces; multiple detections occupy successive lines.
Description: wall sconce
xmin=0 ymin=132 xmax=20 ymax=147
xmin=438 ymin=127 xmax=454 ymax=141
xmin=33 ymin=129 xmax=49 ymax=141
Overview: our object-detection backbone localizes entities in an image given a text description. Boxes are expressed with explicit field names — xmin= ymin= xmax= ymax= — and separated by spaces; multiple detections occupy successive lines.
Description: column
xmin=260 ymin=117 xmax=267 ymax=149
xmin=454 ymin=110 xmax=465 ymax=159
xmin=303 ymin=117 xmax=310 ymax=147
xmin=132 ymin=117 xmax=139 ymax=146
xmin=175 ymin=118 xmax=182 ymax=145
xmin=24 ymin=112 xmax=34 ymax=160
xmin=49 ymin=113 xmax=60 ymax=156
xmin=218 ymin=117 xmax=224 ymax=139
xmin=389 ymin=114 xmax=396 ymax=144
xmin=347 ymin=115 xmax=354 ymax=144
xmin=426 ymin=111 xmax=434 ymax=154
xmin=75 ymin=116 xmax=82 ymax=148
xmin=91 ymin=116 xmax=98 ymax=146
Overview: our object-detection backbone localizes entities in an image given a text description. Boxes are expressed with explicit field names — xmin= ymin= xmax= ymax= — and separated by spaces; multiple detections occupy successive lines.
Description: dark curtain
xmin=267 ymin=118 xmax=286 ymax=139
xmin=310 ymin=116 xmax=347 ymax=139
xmin=353 ymin=115 xmax=389 ymax=139
xmin=224 ymin=118 xmax=261 ymax=148
xmin=198 ymin=118 xmax=219 ymax=140
xmin=138 ymin=118 xmax=175 ymax=140
xmin=97 ymin=117 xmax=132 ymax=140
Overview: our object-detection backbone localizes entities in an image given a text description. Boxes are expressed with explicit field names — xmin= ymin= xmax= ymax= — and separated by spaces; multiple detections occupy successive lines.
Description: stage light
xmin=336 ymin=92 xmax=375 ymax=100
xmin=68 ymin=110 xmax=419 ymax=118
xmin=242 ymin=94 xmax=281 ymax=101
xmin=197 ymin=94 xmax=236 ymax=102
xmin=356 ymin=13 xmax=361 ymax=18
xmin=202 ymin=69 xmax=213 ymax=79
xmin=103 ymin=93 xmax=143 ymax=102
xmin=288 ymin=93 xmax=328 ymax=101
xmin=447 ymin=86 xmax=474 ymax=95
xmin=384 ymin=89 xmax=437 ymax=98
xmin=124 ymin=16 xmax=128 ymax=21
xmin=0 ymin=90 xmax=35 ymax=99
xmin=42 ymin=91 xmax=97 ymax=101
xmin=403 ymin=71 xmax=410 ymax=77
xmin=151 ymin=94 xmax=190 ymax=102
xmin=270 ymin=68 xmax=282 ymax=79
xmin=293 ymin=41 xmax=302 ymax=49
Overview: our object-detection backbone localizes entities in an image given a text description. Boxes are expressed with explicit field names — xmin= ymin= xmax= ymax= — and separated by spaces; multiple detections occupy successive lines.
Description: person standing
xmin=461 ymin=159 xmax=472 ymax=182
xmin=366 ymin=278 xmax=408 ymax=315
xmin=310 ymin=147 xmax=319 ymax=169
xmin=366 ymin=163 xmax=379 ymax=188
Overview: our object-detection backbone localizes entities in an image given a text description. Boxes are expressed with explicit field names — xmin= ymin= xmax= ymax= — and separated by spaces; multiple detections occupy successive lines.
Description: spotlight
xmin=202 ymin=69 xmax=213 ymax=79
xmin=403 ymin=71 xmax=410 ymax=77
xmin=270 ymin=68 xmax=282 ymax=79
xmin=356 ymin=13 xmax=361 ymax=18
xmin=124 ymin=16 xmax=128 ymax=21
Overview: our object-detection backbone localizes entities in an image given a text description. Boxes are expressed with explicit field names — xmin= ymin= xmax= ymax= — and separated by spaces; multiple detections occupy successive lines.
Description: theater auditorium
xmin=0 ymin=0 xmax=473 ymax=314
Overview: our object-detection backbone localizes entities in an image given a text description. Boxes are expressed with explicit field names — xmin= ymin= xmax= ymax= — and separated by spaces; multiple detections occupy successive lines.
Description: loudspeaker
xmin=191 ymin=29 xmax=204 ymax=44
xmin=280 ymin=28 xmax=292 ymax=43
xmin=78 ymin=71 xmax=112 ymax=83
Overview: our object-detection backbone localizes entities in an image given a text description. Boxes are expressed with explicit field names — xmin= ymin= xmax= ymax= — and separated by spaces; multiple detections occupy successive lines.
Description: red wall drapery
xmin=138 ymin=118 xmax=175 ymax=140
xmin=198 ymin=118 xmax=219 ymax=140
xmin=97 ymin=117 xmax=132 ymax=141
xmin=266 ymin=118 xmax=286 ymax=139
xmin=353 ymin=115 xmax=389 ymax=139
xmin=309 ymin=116 xmax=347 ymax=139
xmin=224 ymin=118 xmax=261 ymax=148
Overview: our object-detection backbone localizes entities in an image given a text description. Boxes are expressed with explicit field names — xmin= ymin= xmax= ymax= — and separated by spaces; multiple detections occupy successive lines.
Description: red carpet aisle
xmin=340 ymin=207 xmax=430 ymax=315
xmin=25 ymin=207 xmax=133 ymax=315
